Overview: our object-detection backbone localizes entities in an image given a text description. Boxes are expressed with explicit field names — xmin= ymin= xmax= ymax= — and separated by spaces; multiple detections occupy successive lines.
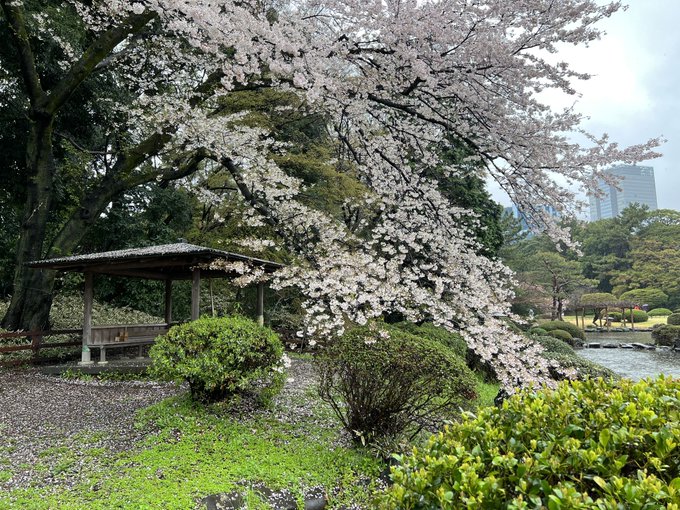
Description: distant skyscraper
xmin=589 ymin=165 xmax=658 ymax=221
xmin=505 ymin=204 xmax=560 ymax=237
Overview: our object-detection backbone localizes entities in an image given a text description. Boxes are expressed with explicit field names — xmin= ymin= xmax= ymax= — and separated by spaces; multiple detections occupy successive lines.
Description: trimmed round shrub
xmin=150 ymin=316 xmax=283 ymax=402
xmin=648 ymin=308 xmax=673 ymax=316
xmin=667 ymin=313 xmax=680 ymax=325
xmin=538 ymin=320 xmax=585 ymax=340
xmin=392 ymin=321 xmax=467 ymax=358
xmin=619 ymin=288 xmax=669 ymax=310
xmin=652 ymin=324 xmax=680 ymax=347
xmin=316 ymin=323 xmax=477 ymax=443
xmin=547 ymin=329 xmax=572 ymax=342
xmin=379 ymin=377 xmax=679 ymax=509
xmin=623 ymin=309 xmax=649 ymax=323
xmin=527 ymin=327 xmax=548 ymax=336
xmin=607 ymin=311 xmax=622 ymax=322
xmin=533 ymin=335 xmax=574 ymax=356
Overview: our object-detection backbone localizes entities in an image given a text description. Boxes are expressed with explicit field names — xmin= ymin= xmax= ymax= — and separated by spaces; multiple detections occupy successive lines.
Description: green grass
xmin=474 ymin=377 xmax=500 ymax=409
xmin=0 ymin=349 xmax=503 ymax=510
xmin=561 ymin=314 xmax=666 ymax=329
xmin=0 ymin=393 xmax=384 ymax=510
xmin=60 ymin=368 xmax=152 ymax=383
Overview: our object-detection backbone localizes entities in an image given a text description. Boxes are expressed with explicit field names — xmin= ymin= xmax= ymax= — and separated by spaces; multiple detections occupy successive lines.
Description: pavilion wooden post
xmin=256 ymin=282 xmax=264 ymax=326
xmin=191 ymin=268 xmax=201 ymax=321
xmin=605 ymin=306 xmax=610 ymax=332
xmin=630 ymin=306 xmax=635 ymax=330
xmin=79 ymin=272 xmax=94 ymax=365
xmin=164 ymin=279 xmax=173 ymax=325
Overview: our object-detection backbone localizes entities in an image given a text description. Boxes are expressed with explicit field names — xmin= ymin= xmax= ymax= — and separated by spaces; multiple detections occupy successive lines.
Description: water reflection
xmin=577 ymin=331 xmax=680 ymax=380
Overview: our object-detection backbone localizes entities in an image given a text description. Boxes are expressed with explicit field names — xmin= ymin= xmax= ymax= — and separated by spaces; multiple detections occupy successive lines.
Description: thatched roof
xmin=27 ymin=243 xmax=284 ymax=280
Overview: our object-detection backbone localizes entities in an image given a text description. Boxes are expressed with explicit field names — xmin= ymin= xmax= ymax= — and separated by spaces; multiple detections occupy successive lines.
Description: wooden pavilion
xmin=28 ymin=242 xmax=284 ymax=365
xmin=574 ymin=293 xmax=638 ymax=332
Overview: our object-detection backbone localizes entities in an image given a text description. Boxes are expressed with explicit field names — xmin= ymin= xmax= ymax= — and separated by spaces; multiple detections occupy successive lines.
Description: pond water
xmin=577 ymin=331 xmax=680 ymax=380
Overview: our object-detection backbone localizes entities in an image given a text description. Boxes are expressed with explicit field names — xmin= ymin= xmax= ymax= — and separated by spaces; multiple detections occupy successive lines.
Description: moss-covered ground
xmin=0 ymin=357 xmax=499 ymax=510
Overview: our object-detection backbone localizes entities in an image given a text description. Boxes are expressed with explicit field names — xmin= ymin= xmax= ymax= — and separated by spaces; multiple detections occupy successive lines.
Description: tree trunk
xmin=551 ymin=275 xmax=558 ymax=320
xmin=2 ymin=117 xmax=56 ymax=331
xmin=0 ymin=4 xmax=175 ymax=332
xmin=557 ymin=298 xmax=563 ymax=321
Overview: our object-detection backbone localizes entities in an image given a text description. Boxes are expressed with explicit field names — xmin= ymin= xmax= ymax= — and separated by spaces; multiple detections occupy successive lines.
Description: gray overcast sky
xmin=489 ymin=0 xmax=680 ymax=212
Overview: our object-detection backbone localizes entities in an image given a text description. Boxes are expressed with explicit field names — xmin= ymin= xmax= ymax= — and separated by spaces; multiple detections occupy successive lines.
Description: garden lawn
xmin=0 ymin=355 xmax=497 ymax=510
xmin=0 ymin=357 xmax=384 ymax=509
xmin=561 ymin=314 xmax=667 ymax=329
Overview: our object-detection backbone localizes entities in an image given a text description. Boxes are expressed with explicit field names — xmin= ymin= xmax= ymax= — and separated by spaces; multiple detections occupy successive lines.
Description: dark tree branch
xmin=47 ymin=147 xmax=207 ymax=257
xmin=1 ymin=0 xmax=46 ymax=111
xmin=44 ymin=10 xmax=156 ymax=115
xmin=55 ymin=131 xmax=108 ymax=155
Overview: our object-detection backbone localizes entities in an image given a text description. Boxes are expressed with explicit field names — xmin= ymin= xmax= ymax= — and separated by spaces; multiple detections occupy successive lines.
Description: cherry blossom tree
xmin=1 ymin=0 xmax=661 ymax=387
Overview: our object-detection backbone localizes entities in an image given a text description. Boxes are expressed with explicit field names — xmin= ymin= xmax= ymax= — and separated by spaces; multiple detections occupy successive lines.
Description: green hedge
xmin=527 ymin=327 xmax=548 ymax=336
xmin=538 ymin=320 xmax=585 ymax=340
xmin=533 ymin=335 xmax=575 ymax=356
xmin=547 ymin=329 xmax=572 ymax=342
xmin=379 ymin=377 xmax=680 ymax=509
xmin=150 ymin=316 xmax=283 ymax=402
xmin=651 ymin=324 xmax=680 ymax=347
xmin=607 ymin=311 xmax=622 ymax=322
xmin=668 ymin=313 xmax=680 ymax=326
xmin=649 ymin=308 xmax=673 ymax=317
xmin=619 ymin=288 xmax=669 ymax=310
xmin=624 ymin=309 xmax=649 ymax=323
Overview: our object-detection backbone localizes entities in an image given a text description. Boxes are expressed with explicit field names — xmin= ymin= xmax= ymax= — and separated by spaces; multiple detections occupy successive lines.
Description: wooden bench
xmin=89 ymin=324 xmax=170 ymax=363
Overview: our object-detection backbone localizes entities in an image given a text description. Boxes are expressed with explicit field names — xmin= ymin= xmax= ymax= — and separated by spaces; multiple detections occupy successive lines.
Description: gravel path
xmin=0 ymin=357 xmax=321 ymax=494
xmin=0 ymin=368 xmax=182 ymax=491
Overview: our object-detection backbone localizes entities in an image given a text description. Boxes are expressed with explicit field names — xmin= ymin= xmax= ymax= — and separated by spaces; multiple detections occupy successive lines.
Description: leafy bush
xmin=542 ymin=352 xmax=617 ymax=380
xmin=547 ymin=329 xmax=572 ymax=342
xmin=623 ymin=309 xmax=649 ymax=323
xmin=150 ymin=316 xmax=283 ymax=402
xmin=651 ymin=324 xmax=680 ymax=347
xmin=502 ymin=318 xmax=524 ymax=334
xmin=316 ymin=323 xmax=477 ymax=443
xmin=392 ymin=322 xmax=467 ymax=358
xmin=619 ymin=288 xmax=669 ymax=310
xmin=533 ymin=335 xmax=575 ymax=356
xmin=667 ymin=313 xmax=680 ymax=326
xmin=379 ymin=377 xmax=679 ymax=509
xmin=607 ymin=311 xmax=622 ymax=322
xmin=649 ymin=308 xmax=673 ymax=316
xmin=527 ymin=327 xmax=548 ymax=336
xmin=538 ymin=320 xmax=585 ymax=340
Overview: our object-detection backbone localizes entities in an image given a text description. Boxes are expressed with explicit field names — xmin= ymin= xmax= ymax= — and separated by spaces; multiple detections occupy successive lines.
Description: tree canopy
xmin=0 ymin=0 xmax=661 ymax=387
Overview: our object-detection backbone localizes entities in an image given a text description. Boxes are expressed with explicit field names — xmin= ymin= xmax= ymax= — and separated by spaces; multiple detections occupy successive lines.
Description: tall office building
xmin=589 ymin=165 xmax=658 ymax=221
xmin=504 ymin=204 xmax=560 ymax=237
